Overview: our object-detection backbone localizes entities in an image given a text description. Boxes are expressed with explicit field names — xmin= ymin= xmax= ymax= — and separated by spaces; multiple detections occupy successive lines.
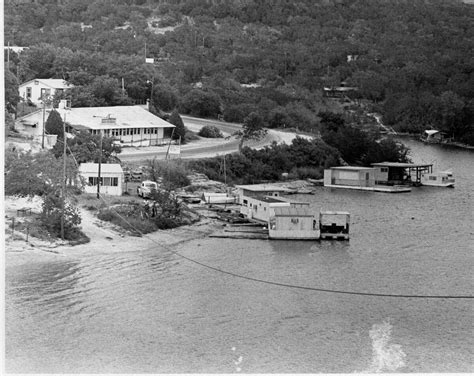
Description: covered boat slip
xmin=319 ymin=211 xmax=350 ymax=240
xmin=371 ymin=162 xmax=433 ymax=186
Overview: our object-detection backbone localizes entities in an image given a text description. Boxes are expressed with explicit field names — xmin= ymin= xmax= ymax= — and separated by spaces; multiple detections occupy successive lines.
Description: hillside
xmin=5 ymin=0 xmax=474 ymax=144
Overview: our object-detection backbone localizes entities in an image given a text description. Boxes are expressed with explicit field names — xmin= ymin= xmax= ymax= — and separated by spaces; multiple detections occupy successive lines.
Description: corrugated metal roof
xmin=17 ymin=106 xmax=175 ymax=130
xmin=57 ymin=106 xmax=175 ymax=129
xmin=273 ymin=207 xmax=314 ymax=217
xmin=78 ymin=163 xmax=123 ymax=174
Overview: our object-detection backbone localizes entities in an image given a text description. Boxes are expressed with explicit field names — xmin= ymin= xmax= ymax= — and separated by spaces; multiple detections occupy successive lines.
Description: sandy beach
xmin=4 ymin=195 xmax=222 ymax=268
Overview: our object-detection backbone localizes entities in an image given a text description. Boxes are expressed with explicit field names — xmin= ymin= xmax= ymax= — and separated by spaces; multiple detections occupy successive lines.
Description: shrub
xmin=41 ymin=193 xmax=82 ymax=240
xmin=147 ymin=159 xmax=191 ymax=189
xmin=198 ymin=125 xmax=223 ymax=138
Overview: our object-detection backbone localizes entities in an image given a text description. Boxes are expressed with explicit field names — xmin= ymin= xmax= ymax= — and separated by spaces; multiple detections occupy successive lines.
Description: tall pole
xmin=165 ymin=127 xmax=175 ymax=160
xmin=61 ymin=112 xmax=67 ymax=240
xmin=7 ymin=41 xmax=10 ymax=72
xmin=97 ymin=130 xmax=103 ymax=199
xmin=41 ymin=100 xmax=46 ymax=149
xmin=223 ymin=154 xmax=227 ymax=186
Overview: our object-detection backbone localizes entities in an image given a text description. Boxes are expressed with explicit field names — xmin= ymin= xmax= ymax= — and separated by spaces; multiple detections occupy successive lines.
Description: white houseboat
xmin=420 ymin=171 xmax=455 ymax=187
xmin=268 ymin=207 xmax=320 ymax=240
xmin=324 ymin=166 xmax=412 ymax=193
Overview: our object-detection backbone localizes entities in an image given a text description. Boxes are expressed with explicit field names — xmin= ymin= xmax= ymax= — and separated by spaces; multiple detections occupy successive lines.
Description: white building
xmin=18 ymin=79 xmax=73 ymax=106
xmin=15 ymin=102 xmax=175 ymax=147
xmin=269 ymin=207 xmax=320 ymax=240
xmin=79 ymin=163 xmax=124 ymax=196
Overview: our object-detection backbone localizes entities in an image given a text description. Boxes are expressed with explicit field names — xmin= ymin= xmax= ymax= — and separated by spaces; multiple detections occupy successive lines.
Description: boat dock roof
xmin=273 ymin=207 xmax=314 ymax=217
xmin=371 ymin=162 xmax=433 ymax=168
xmin=236 ymin=184 xmax=291 ymax=192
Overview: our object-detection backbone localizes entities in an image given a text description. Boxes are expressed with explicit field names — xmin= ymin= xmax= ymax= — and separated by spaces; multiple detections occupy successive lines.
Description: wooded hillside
xmin=5 ymin=0 xmax=474 ymax=144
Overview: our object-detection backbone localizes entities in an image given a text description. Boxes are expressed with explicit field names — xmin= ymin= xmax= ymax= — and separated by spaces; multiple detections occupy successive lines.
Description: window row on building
xmin=88 ymin=177 xmax=119 ymax=187
xmin=89 ymin=128 xmax=161 ymax=137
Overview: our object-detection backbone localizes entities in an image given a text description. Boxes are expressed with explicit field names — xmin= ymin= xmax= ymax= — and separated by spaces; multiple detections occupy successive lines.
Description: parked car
xmin=137 ymin=180 xmax=158 ymax=198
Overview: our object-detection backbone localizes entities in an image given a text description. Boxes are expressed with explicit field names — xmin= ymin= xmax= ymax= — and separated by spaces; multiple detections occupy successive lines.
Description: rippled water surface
xmin=5 ymin=140 xmax=474 ymax=373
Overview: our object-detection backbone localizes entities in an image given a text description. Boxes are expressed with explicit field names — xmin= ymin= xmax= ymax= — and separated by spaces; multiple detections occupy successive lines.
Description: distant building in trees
xmin=323 ymin=81 xmax=359 ymax=98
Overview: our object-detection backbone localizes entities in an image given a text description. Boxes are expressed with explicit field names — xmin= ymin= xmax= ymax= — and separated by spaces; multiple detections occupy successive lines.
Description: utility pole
xmin=97 ymin=130 xmax=103 ymax=199
xmin=41 ymin=100 xmax=46 ymax=148
xmin=7 ymin=41 xmax=10 ymax=72
xmin=61 ymin=111 xmax=67 ymax=240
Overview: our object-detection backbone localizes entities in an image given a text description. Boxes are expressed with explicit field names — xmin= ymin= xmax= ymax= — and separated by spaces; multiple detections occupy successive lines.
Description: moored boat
xmin=420 ymin=171 xmax=455 ymax=187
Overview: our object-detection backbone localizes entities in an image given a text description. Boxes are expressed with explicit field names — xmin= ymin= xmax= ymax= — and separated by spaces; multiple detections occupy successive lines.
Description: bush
xmin=147 ymin=159 xmax=191 ymax=189
xmin=292 ymin=166 xmax=323 ymax=180
xmin=198 ymin=125 xmax=223 ymax=138
xmin=97 ymin=206 xmax=158 ymax=235
xmin=41 ymin=193 xmax=83 ymax=240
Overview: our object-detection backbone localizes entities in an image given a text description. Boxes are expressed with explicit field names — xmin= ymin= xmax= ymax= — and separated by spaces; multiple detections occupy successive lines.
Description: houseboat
xmin=324 ymin=166 xmax=412 ymax=193
xmin=420 ymin=170 xmax=455 ymax=187
xmin=268 ymin=207 xmax=320 ymax=240
xmin=319 ymin=211 xmax=350 ymax=240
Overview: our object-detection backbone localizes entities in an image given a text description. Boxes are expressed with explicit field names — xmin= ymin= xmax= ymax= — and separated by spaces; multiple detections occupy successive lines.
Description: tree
xmin=45 ymin=109 xmax=64 ymax=138
xmin=234 ymin=112 xmax=268 ymax=152
xmin=41 ymin=192 xmax=82 ymax=240
xmin=168 ymin=110 xmax=187 ymax=144
xmin=152 ymin=85 xmax=178 ymax=112
xmin=5 ymin=71 xmax=20 ymax=113
xmin=5 ymin=110 xmax=15 ymax=137
xmin=4 ymin=149 xmax=77 ymax=197
xmin=52 ymin=130 xmax=121 ymax=163
xmin=179 ymin=89 xmax=222 ymax=118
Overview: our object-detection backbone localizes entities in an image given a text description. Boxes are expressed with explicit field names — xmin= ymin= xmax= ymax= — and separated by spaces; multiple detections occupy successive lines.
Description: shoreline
xmin=4 ymin=202 xmax=224 ymax=268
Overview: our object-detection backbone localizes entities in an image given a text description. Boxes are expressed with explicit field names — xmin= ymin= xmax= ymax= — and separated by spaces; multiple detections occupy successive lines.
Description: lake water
xmin=5 ymin=139 xmax=474 ymax=373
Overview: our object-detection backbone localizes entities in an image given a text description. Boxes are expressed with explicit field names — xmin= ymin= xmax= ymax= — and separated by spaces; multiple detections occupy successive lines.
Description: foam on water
xmin=365 ymin=318 xmax=406 ymax=373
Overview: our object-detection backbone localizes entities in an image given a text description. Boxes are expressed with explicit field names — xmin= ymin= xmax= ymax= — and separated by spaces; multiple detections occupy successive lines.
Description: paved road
xmin=119 ymin=115 xmax=299 ymax=162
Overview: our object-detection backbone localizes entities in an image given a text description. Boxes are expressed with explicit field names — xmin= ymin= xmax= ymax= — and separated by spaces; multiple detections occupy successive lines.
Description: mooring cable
xmin=96 ymin=193 xmax=473 ymax=300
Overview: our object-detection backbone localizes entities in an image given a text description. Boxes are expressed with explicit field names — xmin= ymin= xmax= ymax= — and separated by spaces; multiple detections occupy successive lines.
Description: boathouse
xmin=79 ymin=163 xmax=124 ymax=196
xmin=324 ymin=166 xmax=376 ymax=188
xmin=319 ymin=211 xmax=350 ymax=240
xmin=421 ymin=130 xmax=444 ymax=143
xmin=372 ymin=162 xmax=433 ymax=186
xmin=268 ymin=207 xmax=320 ymax=240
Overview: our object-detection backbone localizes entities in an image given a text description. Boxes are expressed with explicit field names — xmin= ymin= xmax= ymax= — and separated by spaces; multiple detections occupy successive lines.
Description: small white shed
xmin=79 ymin=163 xmax=124 ymax=196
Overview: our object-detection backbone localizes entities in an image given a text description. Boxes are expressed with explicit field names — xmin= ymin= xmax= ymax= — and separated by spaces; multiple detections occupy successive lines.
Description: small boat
xmin=420 ymin=171 xmax=455 ymax=187
xmin=177 ymin=194 xmax=202 ymax=203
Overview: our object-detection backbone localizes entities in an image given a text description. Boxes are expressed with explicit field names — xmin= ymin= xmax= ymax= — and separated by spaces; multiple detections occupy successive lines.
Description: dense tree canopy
xmin=5 ymin=0 xmax=474 ymax=144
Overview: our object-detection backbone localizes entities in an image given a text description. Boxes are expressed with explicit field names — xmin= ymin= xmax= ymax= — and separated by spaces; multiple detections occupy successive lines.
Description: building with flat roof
xmin=78 ymin=163 xmax=124 ymax=196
